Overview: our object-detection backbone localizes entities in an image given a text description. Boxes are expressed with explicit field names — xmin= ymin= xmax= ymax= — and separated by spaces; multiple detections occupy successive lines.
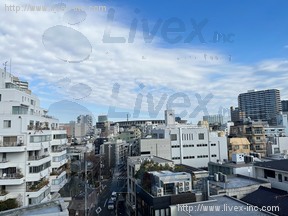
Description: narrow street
xmin=94 ymin=165 xmax=127 ymax=216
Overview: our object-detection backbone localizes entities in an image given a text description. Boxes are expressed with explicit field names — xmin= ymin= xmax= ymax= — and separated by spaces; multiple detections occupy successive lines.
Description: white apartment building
xmin=0 ymin=69 xmax=68 ymax=207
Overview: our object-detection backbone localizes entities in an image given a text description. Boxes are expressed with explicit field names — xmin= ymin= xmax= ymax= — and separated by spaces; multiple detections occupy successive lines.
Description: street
xmin=93 ymin=165 xmax=127 ymax=216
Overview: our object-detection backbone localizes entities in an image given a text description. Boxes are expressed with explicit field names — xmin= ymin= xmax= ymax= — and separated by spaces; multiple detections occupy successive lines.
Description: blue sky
xmin=1 ymin=0 xmax=288 ymax=123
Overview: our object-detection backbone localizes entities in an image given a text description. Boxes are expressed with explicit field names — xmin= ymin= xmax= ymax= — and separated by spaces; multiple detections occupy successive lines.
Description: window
xmin=0 ymin=94 xmax=1 ymax=101
xmin=3 ymin=120 xmax=11 ymax=128
xmin=278 ymin=174 xmax=283 ymax=182
xmin=234 ymin=145 xmax=239 ymax=150
xmin=170 ymin=134 xmax=177 ymax=141
xmin=12 ymin=106 xmax=28 ymax=114
xmin=211 ymin=143 xmax=216 ymax=146
xmin=198 ymin=133 xmax=204 ymax=140
xmin=243 ymin=145 xmax=249 ymax=149
xmin=284 ymin=176 xmax=288 ymax=182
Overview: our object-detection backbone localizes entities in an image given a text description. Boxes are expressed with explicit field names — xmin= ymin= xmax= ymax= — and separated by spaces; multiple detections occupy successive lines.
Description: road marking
xmin=96 ymin=207 xmax=102 ymax=214
xmin=104 ymin=198 xmax=108 ymax=207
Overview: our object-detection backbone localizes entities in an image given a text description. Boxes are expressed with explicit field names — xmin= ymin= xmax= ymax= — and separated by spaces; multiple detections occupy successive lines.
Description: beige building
xmin=228 ymin=138 xmax=250 ymax=160
xmin=230 ymin=121 xmax=266 ymax=157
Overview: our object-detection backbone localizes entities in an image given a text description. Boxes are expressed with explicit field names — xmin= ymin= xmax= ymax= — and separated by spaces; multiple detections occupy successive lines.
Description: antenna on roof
xmin=3 ymin=61 xmax=8 ymax=78
xmin=10 ymin=58 xmax=11 ymax=76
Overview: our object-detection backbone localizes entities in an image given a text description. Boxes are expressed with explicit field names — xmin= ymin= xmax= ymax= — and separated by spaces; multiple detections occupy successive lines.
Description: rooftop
xmin=128 ymin=155 xmax=173 ymax=165
xmin=209 ymin=161 xmax=254 ymax=168
xmin=209 ymin=175 xmax=269 ymax=189
xmin=254 ymin=159 xmax=288 ymax=172
xmin=241 ymin=186 xmax=287 ymax=215
xmin=149 ymin=170 xmax=191 ymax=179
xmin=0 ymin=199 xmax=68 ymax=216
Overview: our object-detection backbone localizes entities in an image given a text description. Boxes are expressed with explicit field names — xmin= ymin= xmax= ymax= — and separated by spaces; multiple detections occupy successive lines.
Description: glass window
xmin=3 ymin=120 xmax=11 ymax=128
xmin=198 ymin=133 xmax=204 ymax=140
xmin=170 ymin=134 xmax=177 ymax=141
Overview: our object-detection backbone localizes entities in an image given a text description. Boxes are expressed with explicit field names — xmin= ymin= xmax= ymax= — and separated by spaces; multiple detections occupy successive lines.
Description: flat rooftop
xmin=172 ymin=195 xmax=274 ymax=216
xmin=0 ymin=199 xmax=68 ymax=216
xmin=254 ymin=159 xmax=288 ymax=172
xmin=128 ymin=155 xmax=173 ymax=165
xmin=149 ymin=170 xmax=191 ymax=179
xmin=210 ymin=175 xmax=268 ymax=189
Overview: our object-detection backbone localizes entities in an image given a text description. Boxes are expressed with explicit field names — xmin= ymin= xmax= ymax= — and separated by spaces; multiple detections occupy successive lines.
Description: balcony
xmin=0 ymin=173 xmax=25 ymax=185
xmin=50 ymin=166 xmax=66 ymax=176
xmin=0 ymin=141 xmax=25 ymax=152
xmin=252 ymin=138 xmax=265 ymax=143
xmin=51 ymin=146 xmax=66 ymax=153
xmin=50 ymin=177 xmax=67 ymax=192
xmin=0 ymin=190 xmax=9 ymax=201
xmin=0 ymin=160 xmax=11 ymax=169
xmin=28 ymin=154 xmax=50 ymax=161
xmin=26 ymin=179 xmax=49 ymax=192
xmin=26 ymin=168 xmax=50 ymax=182
xmin=26 ymin=181 xmax=51 ymax=198
xmin=27 ymin=154 xmax=51 ymax=167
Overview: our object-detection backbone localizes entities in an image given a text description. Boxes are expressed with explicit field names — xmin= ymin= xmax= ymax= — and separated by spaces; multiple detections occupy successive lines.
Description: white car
xmin=111 ymin=191 xmax=117 ymax=201
xmin=107 ymin=199 xmax=114 ymax=210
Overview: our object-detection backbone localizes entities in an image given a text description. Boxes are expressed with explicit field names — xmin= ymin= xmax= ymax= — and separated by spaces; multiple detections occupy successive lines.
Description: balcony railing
xmin=50 ymin=167 xmax=65 ymax=176
xmin=28 ymin=154 xmax=50 ymax=161
xmin=0 ymin=190 xmax=8 ymax=196
xmin=0 ymin=142 xmax=24 ymax=147
xmin=26 ymin=179 xmax=49 ymax=192
xmin=0 ymin=173 xmax=24 ymax=179
xmin=27 ymin=126 xmax=50 ymax=130
xmin=51 ymin=147 xmax=66 ymax=153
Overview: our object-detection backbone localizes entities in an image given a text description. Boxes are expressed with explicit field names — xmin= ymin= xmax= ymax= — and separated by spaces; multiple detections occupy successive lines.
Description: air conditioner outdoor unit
xmin=178 ymin=182 xmax=184 ymax=193
xmin=156 ymin=187 xmax=163 ymax=197
xmin=184 ymin=181 xmax=191 ymax=192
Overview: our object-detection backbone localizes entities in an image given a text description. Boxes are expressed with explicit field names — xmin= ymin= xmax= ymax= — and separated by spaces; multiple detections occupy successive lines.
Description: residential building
xmin=209 ymin=174 xmax=271 ymax=199
xmin=230 ymin=120 xmax=267 ymax=157
xmin=0 ymin=69 xmax=68 ymax=208
xmin=0 ymin=199 xmax=68 ymax=216
xmin=227 ymin=138 xmax=250 ymax=160
xmin=77 ymin=115 xmax=93 ymax=129
xmin=230 ymin=106 xmax=245 ymax=125
xmin=203 ymin=114 xmax=230 ymax=126
xmin=238 ymin=89 xmax=281 ymax=125
xmin=276 ymin=112 xmax=288 ymax=135
xmin=253 ymin=159 xmax=288 ymax=192
xmin=97 ymin=115 xmax=108 ymax=123
xmin=100 ymin=140 xmax=129 ymax=172
xmin=281 ymin=100 xmax=288 ymax=112
xmin=127 ymin=155 xmax=174 ymax=215
xmin=114 ymin=120 xmax=165 ymax=130
xmin=135 ymin=170 xmax=199 ymax=216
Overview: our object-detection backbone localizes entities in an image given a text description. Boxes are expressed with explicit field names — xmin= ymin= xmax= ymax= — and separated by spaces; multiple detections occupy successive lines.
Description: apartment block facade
xmin=0 ymin=70 xmax=68 ymax=207
xmin=238 ymin=89 xmax=281 ymax=125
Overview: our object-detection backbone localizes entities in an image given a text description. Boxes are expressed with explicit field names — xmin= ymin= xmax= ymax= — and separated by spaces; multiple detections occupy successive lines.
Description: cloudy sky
xmin=1 ymin=0 xmax=288 ymax=123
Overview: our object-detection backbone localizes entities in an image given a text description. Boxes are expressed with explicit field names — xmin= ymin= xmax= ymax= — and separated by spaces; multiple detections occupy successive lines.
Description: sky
xmin=1 ymin=0 xmax=288 ymax=124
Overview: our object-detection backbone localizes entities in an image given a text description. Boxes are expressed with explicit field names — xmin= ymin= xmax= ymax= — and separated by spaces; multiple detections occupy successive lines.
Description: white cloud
xmin=1 ymin=1 xmax=287 ymax=122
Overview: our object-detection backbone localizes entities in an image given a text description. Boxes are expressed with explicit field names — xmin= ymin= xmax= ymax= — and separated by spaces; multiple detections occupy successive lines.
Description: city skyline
xmin=1 ymin=0 xmax=288 ymax=123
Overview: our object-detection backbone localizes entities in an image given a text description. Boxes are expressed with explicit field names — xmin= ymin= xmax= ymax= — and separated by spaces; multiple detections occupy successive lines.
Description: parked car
xmin=111 ymin=191 xmax=117 ymax=201
xmin=107 ymin=199 xmax=114 ymax=210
